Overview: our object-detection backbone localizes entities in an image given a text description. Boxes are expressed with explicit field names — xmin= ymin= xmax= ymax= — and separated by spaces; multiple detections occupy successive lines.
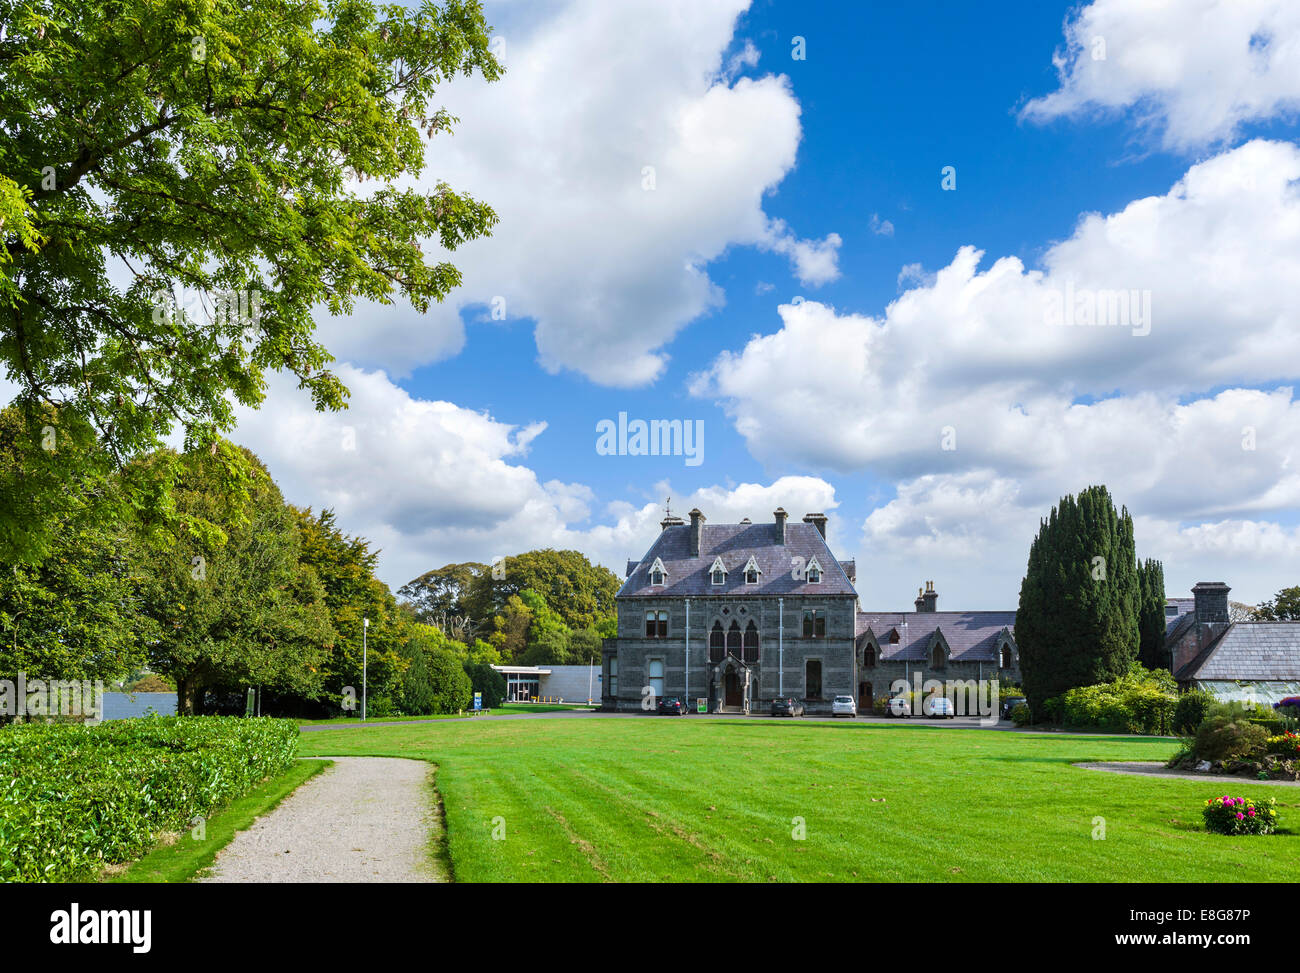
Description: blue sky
xmin=227 ymin=0 xmax=1300 ymax=610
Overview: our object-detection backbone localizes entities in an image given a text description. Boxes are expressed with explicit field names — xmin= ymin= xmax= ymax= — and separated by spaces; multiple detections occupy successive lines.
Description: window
xmin=608 ymin=657 xmax=618 ymax=697
xmin=1000 ymin=643 xmax=1013 ymax=669
xmin=645 ymin=610 xmax=668 ymax=638
xmin=864 ymin=645 xmax=876 ymax=667
xmin=805 ymin=660 xmax=822 ymax=699
xmin=709 ymin=622 xmax=725 ymax=663
xmin=802 ymin=609 xmax=826 ymax=638
xmin=649 ymin=557 xmax=666 ymax=586
xmin=743 ymin=556 xmax=761 ymax=584
xmin=889 ymin=629 xmax=900 ymax=644
xmin=805 ymin=556 xmax=823 ymax=584
xmin=727 ymin=620 xmax=742 ymax=656
xmin=710 ymin=556 xmax=727 ymax=586
xmin=1165 ymin=605 xmax=1179 ymax=617
xmin=931 ymin=645 xmax=945 ymax=669
xmin=648 ymin=658 xmax=665 ymax=698
xmin=743 ymin=621 xmax=759 ymax=662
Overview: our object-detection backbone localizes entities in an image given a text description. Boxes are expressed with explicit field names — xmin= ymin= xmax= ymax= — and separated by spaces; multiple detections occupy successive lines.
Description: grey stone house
xmin=601 ymin=508 xmax=1021 ymax=715
xmin=1171 ymin=581 xmax=1300 ymax=705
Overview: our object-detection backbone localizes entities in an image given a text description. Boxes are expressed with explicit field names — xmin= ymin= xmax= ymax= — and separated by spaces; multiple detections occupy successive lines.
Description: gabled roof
xmin=856 ymin=610 xmax=1017 ymax=663
xmin=1175 ymin=622 xmax=1300 ymax=681
xmin=617 ymin=522 xmax=856 ymax=598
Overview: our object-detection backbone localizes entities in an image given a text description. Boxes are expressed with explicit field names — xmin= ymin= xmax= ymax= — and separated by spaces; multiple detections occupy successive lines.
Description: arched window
xmin=931 ymin=645 xmax=945 ymax=669
xmin=805 ymin=660 xmax=822 ymax=699
xmin=864 ymin=645 xmax=876 ymax=667
xmin=743 ymin=621 xmax=759 ymax=662
xmin=709 ymin=622 xmax=725 ymax=664
xmin=727 ymin=620 xmax=742 ymax=656
xmin=1000 ymin=643 xmax=1013 ymax=669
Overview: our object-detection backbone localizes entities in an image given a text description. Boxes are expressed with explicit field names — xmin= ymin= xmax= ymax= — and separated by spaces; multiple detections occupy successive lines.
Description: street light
xmin=362 ymin=616 xmax=369 ymax=721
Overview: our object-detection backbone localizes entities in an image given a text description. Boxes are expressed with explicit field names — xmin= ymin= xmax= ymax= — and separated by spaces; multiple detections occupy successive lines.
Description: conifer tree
xmin=1137 ymin=558 xmax=1169 ymax=670
xmin=1016 ymin=485 xmax=1141 ymax=714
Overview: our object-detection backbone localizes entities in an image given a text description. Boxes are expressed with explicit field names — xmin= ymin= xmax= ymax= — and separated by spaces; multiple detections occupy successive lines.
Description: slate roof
xmin=855 ymin=610 xmax=1017 ymax=663
xmin=1176 ymin=622 xmax=1300 ymax=681
xmin=618 ymin=522 xmax=856 ymax=598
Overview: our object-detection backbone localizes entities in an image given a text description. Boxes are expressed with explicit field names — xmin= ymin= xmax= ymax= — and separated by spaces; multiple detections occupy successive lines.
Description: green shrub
xmin=1058 ymin=678 xmax=1176 ymax=734
xmin=427 ymin=650 xmax=472 ymax=714
xmin=1173 ymin=689 xmax=1215 ymax=734
xmin=1193 ymin=716 xmax=1269 ymax=762
xmin=1202 ymin=795 xmax=1279 ymax=835
xmin=1010 ymin=702 xmax=1031 ymax=726
xmin=464 ymin=662 xmax=506 ymax=709
xmin=0 ymin=716 xmax=298 ymax=881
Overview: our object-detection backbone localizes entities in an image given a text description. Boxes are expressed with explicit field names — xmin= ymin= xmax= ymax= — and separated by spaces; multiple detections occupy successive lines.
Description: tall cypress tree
xmin=1137 ymin=558 xmax=1169 ymax=670
xmin=1016 ymin=485 xmax=1141 ymax=714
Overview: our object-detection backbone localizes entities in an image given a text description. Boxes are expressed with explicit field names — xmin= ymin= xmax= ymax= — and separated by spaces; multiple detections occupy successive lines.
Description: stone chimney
xmin=914 ymin=581 xmax=938 ymax=613
xmin=1192 ymin=580 xmax=1231 ymax=652
xmin=773 ymin=507 xmax=788 ymax=545
xmin=689 ymin=508 xmax=705 ymax=557
xmin=802 ymin=512 xmax=828 ymax=538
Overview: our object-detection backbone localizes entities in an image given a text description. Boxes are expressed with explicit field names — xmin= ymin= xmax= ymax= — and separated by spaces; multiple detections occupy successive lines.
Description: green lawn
xmin=296 ymin=703 xmax=592 ymax=727
xmin=105 ymin=758 xmax=332 ymax=883
xmin=297 ymin=717 xmax=1300 ymax=882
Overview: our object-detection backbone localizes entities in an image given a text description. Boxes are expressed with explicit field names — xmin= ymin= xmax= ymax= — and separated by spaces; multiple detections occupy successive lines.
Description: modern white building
xmin=492 ymin=664 xmax=600 ymax=704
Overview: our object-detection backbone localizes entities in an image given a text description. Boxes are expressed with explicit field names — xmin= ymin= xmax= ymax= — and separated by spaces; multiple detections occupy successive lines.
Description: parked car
xmin=925 ymin=696 xmax=957 ymax=719
xmin=771 ymin=697 xmax=805 ymax=717
xmin=831 ymin=695 xmax=857 ymax=718
xmin=657 ymin=696 xmax=688 ymax=716
xmin=888 ymin=695 xmax=913 ymax=718
xmin=1000 ymin=695 xmax=1026 ymax=720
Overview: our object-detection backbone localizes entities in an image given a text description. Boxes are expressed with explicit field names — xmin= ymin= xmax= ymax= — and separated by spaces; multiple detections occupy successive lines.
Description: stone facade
xmin=603 ymin=510 xmax=1020 ymax=715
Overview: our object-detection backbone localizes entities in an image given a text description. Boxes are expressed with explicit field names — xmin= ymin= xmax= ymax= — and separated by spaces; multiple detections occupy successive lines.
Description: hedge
xmin=0 ymin=716 xmax=298 ymax=882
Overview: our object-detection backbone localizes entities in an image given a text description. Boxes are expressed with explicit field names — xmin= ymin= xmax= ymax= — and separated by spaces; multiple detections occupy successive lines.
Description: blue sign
xmin=473 ymin=692 xmax=482 ymax=712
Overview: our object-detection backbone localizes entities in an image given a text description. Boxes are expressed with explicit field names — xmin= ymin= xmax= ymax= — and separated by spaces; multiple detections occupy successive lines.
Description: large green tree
xmin=464 ymin=549 xmax=619 ymax=632
xmin=291 ymin=506 xmax=406 ymax=710
xmin=398 ymin=561 xmax=485 ymax=628
xmin=1254 ymin=586 xmax=1300 ymax=621
xmin=138 ymin=444 xmax=335 ymax=713
xmin=1136 ymin=558 xmax=1168 ymax=670
xmin=0 ymin=0 xmax=501 ymax=563
xmin=1015 ymin=485 xmax=1141 ymax=714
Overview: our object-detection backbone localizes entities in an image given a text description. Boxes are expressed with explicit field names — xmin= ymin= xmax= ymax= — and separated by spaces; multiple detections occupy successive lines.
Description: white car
xmin=888 ymin=695 xmax=913 ymax=718
xmin=924 ymin=696 xmax=957 ymax=719
xmin=831 ymin=695 xmax=857 ymax=718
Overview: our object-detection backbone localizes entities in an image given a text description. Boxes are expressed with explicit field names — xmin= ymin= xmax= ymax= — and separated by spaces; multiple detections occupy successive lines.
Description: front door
xmin=724 ymin=670 xmax=742 ymax=707
xmin=859 ymin=681 xmax=872 ymax=711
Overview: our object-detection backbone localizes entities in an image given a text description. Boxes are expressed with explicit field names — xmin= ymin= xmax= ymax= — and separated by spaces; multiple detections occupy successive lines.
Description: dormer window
xmin=743 ymin=556 xmax=761 ymax=585
xmin=709 ymin=556 xmax=727 ymax=586
xmin=805 ymin=556 xmax=823 ymax=584
xmin=648 ymin=557 xmax=667 ymax=587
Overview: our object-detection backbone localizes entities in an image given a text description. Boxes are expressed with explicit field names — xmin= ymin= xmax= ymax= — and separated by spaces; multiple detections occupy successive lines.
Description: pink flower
xmin=1247 ymin=809 xmax=1256 ymax=817
xmin=1236 ymin=812 xmax=1245 ymax=820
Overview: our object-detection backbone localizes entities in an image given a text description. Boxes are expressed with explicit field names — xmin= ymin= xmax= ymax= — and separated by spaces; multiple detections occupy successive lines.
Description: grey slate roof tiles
xmin=617 ymin=522 xmax=857 ymax=598
xmin=856 ymin=610 xmax=1017 ymax=663
xmin=1180 ymin=622 xmax=1300 ymax=681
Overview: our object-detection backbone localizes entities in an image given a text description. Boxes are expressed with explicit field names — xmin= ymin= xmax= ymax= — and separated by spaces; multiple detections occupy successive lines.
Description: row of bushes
xmin=0 ymin=716 xmax=298 ymax=881
xmin=1018 ymin=667 xmax=1178 ymax=734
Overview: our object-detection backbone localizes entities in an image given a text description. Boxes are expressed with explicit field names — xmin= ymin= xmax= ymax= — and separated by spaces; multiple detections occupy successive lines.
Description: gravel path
xmin=1075 ymin=761 xmax=1300 ymax=787
xmin=200 ymin=757 xmax=445 ymax=883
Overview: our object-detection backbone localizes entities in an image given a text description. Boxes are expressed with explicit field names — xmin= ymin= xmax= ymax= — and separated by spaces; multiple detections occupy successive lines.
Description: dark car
xmin=1000 ymin=695 xmax=1027 ymax=720
xmin=771 ymin=697 xmax=805 ymax=717
xmin=657 ymin=696 xmax=689 ymax=716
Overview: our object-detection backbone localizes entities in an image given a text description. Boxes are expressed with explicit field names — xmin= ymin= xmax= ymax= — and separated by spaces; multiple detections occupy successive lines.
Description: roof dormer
xmin=743 ymin=555 xmax=761 ymax=585
xmin=805 ymin=555 xmax=823 ymax=584
xmin=709 ymin=556 xmax=727 ymax=586
xmin=648 ymin=557 xmax=667 ymax=587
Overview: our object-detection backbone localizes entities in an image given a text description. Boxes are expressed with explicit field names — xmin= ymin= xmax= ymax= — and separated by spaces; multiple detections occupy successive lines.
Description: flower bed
xmin=1202 ymin=795 xmax=1279 ymax=835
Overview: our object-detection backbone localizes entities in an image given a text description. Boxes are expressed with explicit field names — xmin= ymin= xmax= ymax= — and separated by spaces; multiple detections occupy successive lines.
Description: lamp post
xmin=362 ymin=616 xmax=369 ymax=721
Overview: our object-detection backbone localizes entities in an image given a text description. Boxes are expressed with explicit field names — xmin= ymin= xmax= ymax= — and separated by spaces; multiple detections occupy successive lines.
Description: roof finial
xmin=665 ymin=495 xmax=672 ymax=518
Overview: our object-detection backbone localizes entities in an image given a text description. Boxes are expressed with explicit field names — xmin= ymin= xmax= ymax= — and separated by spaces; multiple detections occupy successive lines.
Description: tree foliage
xmin=1136 ymin=558 xmax=1168 ymax=670
xmin=1254 ymin=586 xmax=1300 ymax=621
xmin=0 ymin=0 xmax=501 ymax=562
xmin=1015 ymin=485 xmax=1141 ymax=714
xmin=464 ymin=549 xmax=618 ymax=632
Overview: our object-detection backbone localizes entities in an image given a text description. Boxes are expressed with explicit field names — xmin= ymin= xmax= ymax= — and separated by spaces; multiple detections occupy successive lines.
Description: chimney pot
xmin=689 ymin=508 xmax=705 ymax=557
xmin=802 ymin=512 xmax=828 ymax=538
